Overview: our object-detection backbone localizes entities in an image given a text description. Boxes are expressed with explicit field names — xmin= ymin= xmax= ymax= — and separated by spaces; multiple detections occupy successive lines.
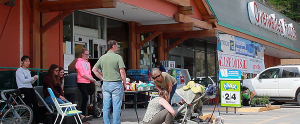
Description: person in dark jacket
xmin=155 ymin=61 xmax=166 ymax=72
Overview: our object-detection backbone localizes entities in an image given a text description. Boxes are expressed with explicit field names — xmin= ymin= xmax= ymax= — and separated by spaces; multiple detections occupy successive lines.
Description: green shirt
xmin=94 ymin=51 xmax=125 ymax=82
xmin=154 ymin=72 xmax=177 ymax=89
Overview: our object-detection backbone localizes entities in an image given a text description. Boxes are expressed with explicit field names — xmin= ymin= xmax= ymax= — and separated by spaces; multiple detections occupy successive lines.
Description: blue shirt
xmin=159 ymin=65 xmax=166 ymax=72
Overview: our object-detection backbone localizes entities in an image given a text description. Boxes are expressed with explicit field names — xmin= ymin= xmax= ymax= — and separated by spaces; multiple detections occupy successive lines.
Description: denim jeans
xmin=169 ymin=83 xmax=177 ymax=103
xmin=102 ymin=81 xmax=124 ymax=124
xmin=45 ymin=96 xmax=75 ymax=111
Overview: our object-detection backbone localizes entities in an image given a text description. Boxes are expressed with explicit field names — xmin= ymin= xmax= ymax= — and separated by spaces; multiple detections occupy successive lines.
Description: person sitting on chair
xmin=43 ymin=64 xmax=92 ymax=122
xmin=143 ymin=90 xmax=175 ymax=124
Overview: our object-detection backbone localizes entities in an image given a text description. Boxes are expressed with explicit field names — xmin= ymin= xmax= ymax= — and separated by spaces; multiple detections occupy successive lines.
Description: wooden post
xmin=129 ymin=22 xmax=137 ymax=69
xmin=163 ymin=39 xmax=168 ymax=60
xmin=158 ymin=34 xmax=164 ymax=61
xmin=136 ymin=34 xmax=141 ymax=69
xmin=41 ymin=12 xmax=48 ymax=69
xmin=31 ymin=0 xmax=41 ymax=68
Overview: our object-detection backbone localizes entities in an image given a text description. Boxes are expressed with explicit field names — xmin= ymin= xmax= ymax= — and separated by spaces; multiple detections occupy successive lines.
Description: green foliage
xmin=267 ymin=0 xmax=300 ymax=22
xmin=250 ymin=95 xmax=270 ymax=105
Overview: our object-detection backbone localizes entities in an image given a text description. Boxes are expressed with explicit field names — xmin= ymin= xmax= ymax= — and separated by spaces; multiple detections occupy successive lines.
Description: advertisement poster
xmin=220 ymin=80 xmax=241 ymax=107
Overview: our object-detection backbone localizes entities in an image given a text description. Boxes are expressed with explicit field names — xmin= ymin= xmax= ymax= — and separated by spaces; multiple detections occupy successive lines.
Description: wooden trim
xmin=216 ymin=24 xmax=300 ymax=56
xmin=136 ymin=31 xmax=162 ymax=48
xmin=135 ymin=23 xmax=194 ymax=33
xmin=174 ymin=13 xmax=213 ymax=30
xmin=163 ymin=29 xmax=216 ymax=39
xmin=165 ymin=37 xmax=187 ymax=52
xmin=39 ymin=0 xmax=116 ymax=13
xmin=179 ymin=6 xmax=193 ymax=15
xmin=40 ymin=10 xmax=73 ymax=34
xmin=129 ymin=22 xmax=137 ymax=69
xmin=165 ymin=0 xmax=190 ymax=6
xmin=193 ymin=0 xmax=214 ymax=20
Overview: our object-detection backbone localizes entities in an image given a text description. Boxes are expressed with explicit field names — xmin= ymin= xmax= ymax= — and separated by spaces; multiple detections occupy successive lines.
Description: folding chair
xmin=47 ymin=88 xmax=82 ymax=124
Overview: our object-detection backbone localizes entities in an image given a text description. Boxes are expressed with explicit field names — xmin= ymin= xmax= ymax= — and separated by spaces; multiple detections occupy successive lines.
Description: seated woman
xmin=58 ymin=67 xmax=76 ymax=103
xmin=43 ymin=64 xmax=91 ymax=121
xmin=143 ymin=90 xmax=175 ymax=124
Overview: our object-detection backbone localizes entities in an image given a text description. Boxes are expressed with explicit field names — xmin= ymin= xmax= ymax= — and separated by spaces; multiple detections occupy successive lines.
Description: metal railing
xmin=0 ymin=67 xmax=48 ymax=91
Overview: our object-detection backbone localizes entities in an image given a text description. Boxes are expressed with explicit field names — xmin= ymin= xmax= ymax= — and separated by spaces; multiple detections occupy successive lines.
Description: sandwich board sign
xmin=219 ymin=69 xmax=241 ymax=108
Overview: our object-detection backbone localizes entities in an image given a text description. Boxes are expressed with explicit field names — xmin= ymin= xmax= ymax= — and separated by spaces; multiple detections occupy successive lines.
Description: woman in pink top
xmin=75 ymin=48 xmax=98 ymax=117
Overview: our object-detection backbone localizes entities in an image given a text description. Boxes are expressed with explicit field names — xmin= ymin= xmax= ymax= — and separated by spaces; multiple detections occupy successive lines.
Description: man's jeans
xmin=102 ymin=81 xmax=124 ymax=124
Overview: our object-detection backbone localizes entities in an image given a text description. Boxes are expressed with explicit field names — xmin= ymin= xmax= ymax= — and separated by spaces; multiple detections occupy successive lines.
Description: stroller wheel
xmin=94 ymin=102 xmax=103 ymax=118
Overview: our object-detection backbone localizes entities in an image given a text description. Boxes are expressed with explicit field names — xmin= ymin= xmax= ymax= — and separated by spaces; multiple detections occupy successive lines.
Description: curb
xmin=203 ymin=105 xmax=281 ymax=112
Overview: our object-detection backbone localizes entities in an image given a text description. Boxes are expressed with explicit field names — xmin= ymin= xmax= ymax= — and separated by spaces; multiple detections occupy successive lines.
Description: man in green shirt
xmin=92 ymin=40 xmax=126 ymax=124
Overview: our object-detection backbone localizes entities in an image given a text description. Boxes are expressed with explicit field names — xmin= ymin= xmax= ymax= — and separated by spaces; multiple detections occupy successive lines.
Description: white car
xmin=242 ymin=65 xmax=300 ymax=104
xmin=192 ymin=76 xmax=216 ymax=87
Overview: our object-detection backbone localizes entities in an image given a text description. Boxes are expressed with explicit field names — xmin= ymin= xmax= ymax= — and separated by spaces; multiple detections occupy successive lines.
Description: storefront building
xmin=206 ymin=0 xmax=300 ymax=77
xmin=0 ymin=0 xmax=217 ymax=80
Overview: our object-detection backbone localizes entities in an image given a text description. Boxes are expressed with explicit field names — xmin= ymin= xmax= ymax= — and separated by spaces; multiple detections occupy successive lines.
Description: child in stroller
xmin=173 ymin=81 xmax=216 ymax=124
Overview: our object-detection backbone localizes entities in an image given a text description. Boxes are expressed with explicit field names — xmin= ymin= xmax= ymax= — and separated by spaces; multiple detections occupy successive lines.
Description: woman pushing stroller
xmin=143 ymin=90 xmax=175 ymax=124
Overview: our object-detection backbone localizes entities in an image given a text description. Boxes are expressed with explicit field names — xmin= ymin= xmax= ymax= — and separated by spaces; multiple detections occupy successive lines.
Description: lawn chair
xmin=47 ymin=88 xmax=82 ymax=124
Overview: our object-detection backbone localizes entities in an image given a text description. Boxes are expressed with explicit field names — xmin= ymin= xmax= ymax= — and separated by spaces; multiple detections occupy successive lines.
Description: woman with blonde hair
xmin=143 ymin=90 xmax=175 ymax=124
xmin=75 ymin=48 xmax=98 ymax=118
xmin=151 ymin=68 xmax=177 ymax=103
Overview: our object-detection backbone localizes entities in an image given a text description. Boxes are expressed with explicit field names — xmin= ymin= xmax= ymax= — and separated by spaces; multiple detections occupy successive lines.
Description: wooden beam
xmin=165 ymin=0 xmax=190 ymax=6
xmin=164 ymin=29 xmax=216 ymax=39
xmin=136 ymin=31 xmax=162 ymax=48
xmin=129 ymin=22 xmax=137 ymax=69
xmin=135 ymin=23 xmax=194 ymax=33
xmin=204 ymin=18 xmax=216 ymax=23
xmin=41 ymin=12 xmax=48 ymax=69
xmin=39 ymin=0 xmax=116 ymax=13
xmin=165 ymin=37 xmax=187 ymax=52
xmin=40 ymin=10 xmax=73 ymax=34
xmin=179 ymin=6 xmax=193 ymax=15
xmin=193 ymin=0 xmax=213 ymax=18
xmin=216 ymin=24 xmax=300 ymax=56
xmin=175 ymin=13 xmax=213 ymax=30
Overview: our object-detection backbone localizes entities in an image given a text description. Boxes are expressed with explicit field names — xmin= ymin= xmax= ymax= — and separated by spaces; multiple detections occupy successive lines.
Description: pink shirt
xmin=75 ymin=58 xmax=92 ymax=83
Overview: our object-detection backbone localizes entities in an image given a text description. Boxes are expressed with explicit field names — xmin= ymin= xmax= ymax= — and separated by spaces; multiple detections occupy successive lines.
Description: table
xmin=123 ymin=90 xmax=156 ymax=109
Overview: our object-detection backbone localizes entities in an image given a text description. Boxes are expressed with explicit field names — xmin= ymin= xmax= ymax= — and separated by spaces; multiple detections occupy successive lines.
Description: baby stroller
xmin=173 ymin=84 xmax=216 ymax=124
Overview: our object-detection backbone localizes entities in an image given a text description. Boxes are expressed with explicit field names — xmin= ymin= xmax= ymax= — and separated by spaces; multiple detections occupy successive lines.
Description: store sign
xmin=218 ymin=51 xmax=265 ymax=74
xmin=219 ymin=69 xmax=242 ymax=80
xmin=248 ymin=1 xmax=297 ymax=40
xmin=220 ymin=80 xmax=241 ymax=107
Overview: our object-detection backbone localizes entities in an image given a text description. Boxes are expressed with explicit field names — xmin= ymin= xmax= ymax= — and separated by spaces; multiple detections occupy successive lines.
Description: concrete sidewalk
xmin=87 ymin=105 xmax=280 ymax=124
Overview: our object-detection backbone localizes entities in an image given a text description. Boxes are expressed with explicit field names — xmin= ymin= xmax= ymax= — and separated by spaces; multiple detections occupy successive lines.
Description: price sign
xmin=220 ymin=80 xmax=241 ymax=107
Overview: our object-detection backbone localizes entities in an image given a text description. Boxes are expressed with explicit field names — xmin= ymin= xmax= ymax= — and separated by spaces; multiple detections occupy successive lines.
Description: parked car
xmin=192 ymin=76 xmax=217 ymax=87
xmin=242 ymin=65 xmax=300 ymax=105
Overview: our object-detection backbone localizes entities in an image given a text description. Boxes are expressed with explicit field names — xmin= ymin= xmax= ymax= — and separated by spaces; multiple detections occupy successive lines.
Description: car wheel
xmin=297 ymin=92 xmax=300 ymax=105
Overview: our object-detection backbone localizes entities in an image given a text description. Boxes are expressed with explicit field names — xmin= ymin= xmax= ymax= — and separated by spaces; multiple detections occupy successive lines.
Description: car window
xmin=259 ymin=68 xmax=280 ymax=79
xmin=282 ymin=67 xmax=300 ymax=78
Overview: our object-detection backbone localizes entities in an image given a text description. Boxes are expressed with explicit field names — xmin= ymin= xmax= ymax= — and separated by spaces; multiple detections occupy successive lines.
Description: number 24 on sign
xmin=223 ymin=91 xmax=237 ymax=100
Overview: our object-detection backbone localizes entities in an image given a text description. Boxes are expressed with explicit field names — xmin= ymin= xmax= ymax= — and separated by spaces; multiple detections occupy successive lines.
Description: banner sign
xmin=248 ymin=1 xmax=297 ymax=40
xmin=219 ymin=69 xmax=241 ymax=80
xmin=218 ymin=51 xmax=265 ymax=74
xmin=218 ymin=34 xmax=265 ymax=60
xmin=220 ymin=80 xmax=241 ymax=107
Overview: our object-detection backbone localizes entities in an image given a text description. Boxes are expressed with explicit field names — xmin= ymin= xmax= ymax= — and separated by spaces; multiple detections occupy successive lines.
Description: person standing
xmin=92 ymin=40 xmax=126 ymax=124
xmin=75 ymin=48 xmax=98 ymax=118
xmin=155 ymin=61 xmax=166 ymax=72
xmin=151 ymin=68 xmax=177 ymax=103
xmin=15 ymin=55 xmax=41 ymax=124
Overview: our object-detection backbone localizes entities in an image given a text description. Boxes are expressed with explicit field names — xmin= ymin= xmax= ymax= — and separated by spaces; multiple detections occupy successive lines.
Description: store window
xmin=63 ymin=14 xmax=72 ymax=54
xmin=107 ymin=18 xmax=129 ymax=68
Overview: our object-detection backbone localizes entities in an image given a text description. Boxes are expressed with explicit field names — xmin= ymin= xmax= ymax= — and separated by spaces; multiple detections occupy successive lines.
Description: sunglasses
xmin=152 ymin=74 xmax=161 ymax=80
